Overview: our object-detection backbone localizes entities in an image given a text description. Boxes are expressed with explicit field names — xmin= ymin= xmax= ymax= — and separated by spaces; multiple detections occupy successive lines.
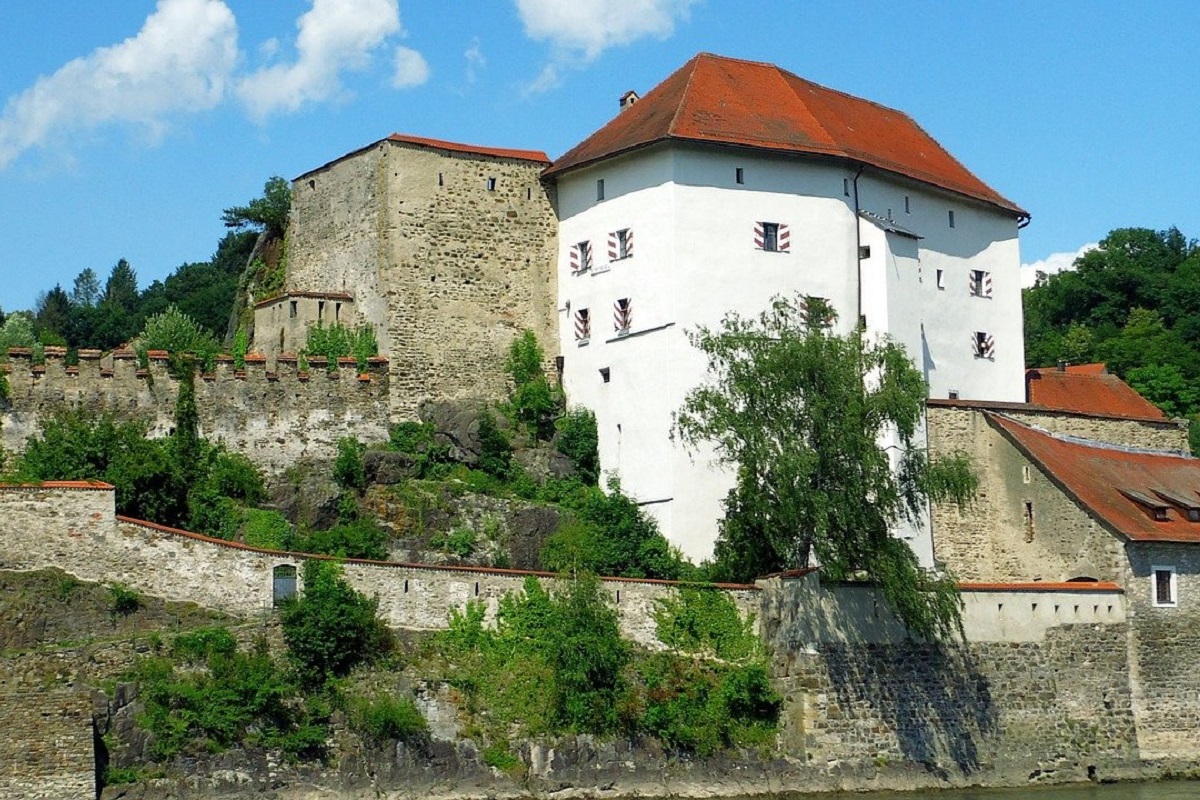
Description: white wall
xmin=555 ymin=143 xmax=1025 ymax=561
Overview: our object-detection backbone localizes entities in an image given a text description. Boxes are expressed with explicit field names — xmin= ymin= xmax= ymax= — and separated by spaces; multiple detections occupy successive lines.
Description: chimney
xmin=1057 ymin=360 xmax=1068 ymax=372
xmin=619 ymin=90 xmax=639 ymax=111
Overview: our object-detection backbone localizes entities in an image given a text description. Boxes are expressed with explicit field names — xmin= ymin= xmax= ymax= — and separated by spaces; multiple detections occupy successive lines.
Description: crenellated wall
xmin=1 ymin=347 xmax=392 ymax=473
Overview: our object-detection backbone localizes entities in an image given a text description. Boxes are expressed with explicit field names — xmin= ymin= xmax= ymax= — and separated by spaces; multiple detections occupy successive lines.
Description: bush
xmin=505 ymin=330 xmax=559 ymax=440
xmin=137 ymin=305 xmax=219 ymax=368
xmin=302 ymin=322 xmax=378 ymax=372
xmin=333 ymin=437 xmax=367 ymax=492
xmin=242 ymin=508 xmax=294 ymax=550
xmin=109 ymin=583 xmax=141 ymax=616
xmin=556 ymin=408 xmax=599 ymax=485
xmin=171 ymin=627 xmax=237 ymax=663
xmin=289 ymin=519 xmax=389 ymax=560
xmin=281 ymin=561 xmax=393 ymax=690
xmin=654 ymin=586 xmax=759 ymax=662
xmin=387 ymin=421 xmax=452 ymax=478
xmin=349 ymin=693 xmax=428 ymax=744
xmin=429 ymin=526 xmax=476 ymax=558
xmin=477 ymin=410 xmax=512 ymax=478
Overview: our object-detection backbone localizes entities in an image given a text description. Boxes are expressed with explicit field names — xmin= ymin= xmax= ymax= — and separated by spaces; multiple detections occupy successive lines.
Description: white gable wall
xmin=555 ymin=142 xmax=1024 ymax=561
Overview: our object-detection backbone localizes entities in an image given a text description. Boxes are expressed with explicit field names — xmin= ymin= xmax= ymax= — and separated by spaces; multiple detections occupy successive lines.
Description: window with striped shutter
xmin=614 ymin=298 xmax=632 ymax=335
xmin=972 ymin=331 xmax=995 ymax=360
xmin=969 ymin=269 xmax=993 ymax=298
xmin=570 ymin=241 xmax=593 ymax=274
xmin=574 ymin=308 xmax=591 ymax=343
xmin=608 ymin=228 xmax=633 ymax=261
xmin=754 ymin=221 xmax=790 ymax=252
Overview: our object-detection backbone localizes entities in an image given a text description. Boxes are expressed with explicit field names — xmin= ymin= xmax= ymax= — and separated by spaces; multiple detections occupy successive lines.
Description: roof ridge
xmin=667 ymin=54 xmax=704 ymax=137
xmin=990 ymin=412 xmax=1193 ymax=460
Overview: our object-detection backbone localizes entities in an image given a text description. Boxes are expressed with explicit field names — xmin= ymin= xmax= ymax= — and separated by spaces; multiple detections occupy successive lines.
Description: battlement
xmin=2 ymin=348 xmax=392 ymax=474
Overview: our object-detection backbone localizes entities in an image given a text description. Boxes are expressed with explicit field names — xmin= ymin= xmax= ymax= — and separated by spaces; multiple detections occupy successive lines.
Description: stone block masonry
xmin=286 ymin=137 xmax=559 ymax=420
xmin=1 ymin=347 xmax=391 ymax=475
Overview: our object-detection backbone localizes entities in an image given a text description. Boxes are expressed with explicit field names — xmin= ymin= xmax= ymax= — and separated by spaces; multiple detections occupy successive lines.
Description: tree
xmin=70 ymin=268 xmax=101 ymax=308
xmin=137 ymin=305 xmax=219 ymax=366
xmin=222 ymin=176 xmax=292 ymax=238
xmin=673 ymin=294 xmax=976 ymax=639
xmin=34 ymin=285 xmax=72 ymax=342
xmin=505 ymin=329 xmax=559 ymax=440
xmin=104 ymin=259 xmax=139 ymax=311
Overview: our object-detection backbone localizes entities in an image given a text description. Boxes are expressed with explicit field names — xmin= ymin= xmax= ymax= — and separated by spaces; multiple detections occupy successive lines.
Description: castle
xmin=6 ymin=51 xmax=1200 ymax=796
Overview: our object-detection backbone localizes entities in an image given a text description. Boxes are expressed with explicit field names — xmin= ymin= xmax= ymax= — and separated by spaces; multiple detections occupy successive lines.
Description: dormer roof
xmin=544 ymin=53 xmax=1025 ymax=216
xmin=988 ymin=413 xmax=1200 ymax=543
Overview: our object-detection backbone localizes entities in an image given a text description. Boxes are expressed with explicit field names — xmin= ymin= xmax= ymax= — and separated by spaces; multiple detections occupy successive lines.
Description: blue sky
xmin=1 ymin=1 xmax=1197 ymax=312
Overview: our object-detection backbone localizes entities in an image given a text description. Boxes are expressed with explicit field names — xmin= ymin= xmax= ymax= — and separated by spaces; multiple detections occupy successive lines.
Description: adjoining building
xmin=542 ymin=53 xmax=1029 ymax=560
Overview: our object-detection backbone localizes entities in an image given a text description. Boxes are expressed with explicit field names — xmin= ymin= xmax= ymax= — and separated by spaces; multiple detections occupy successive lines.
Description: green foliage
xmin=387 ymin=421 xmax=453 ymax=477
xmin=654 ymin=586 xmax=759 ymax=661
xmin=102 ymin=765 xmax=141 ymax=786
xmin=241 ymin=508 xmax=294 ymax=550
xmin=109 ymin=583 xmax=141 ymax=616
xmin=429 ymin=575 xmax=777 ymax=755
xmin=1024 ymin=227 xmax=1200 ymax=421
xmin=673 ymin=293 xmax=974 ymax=639
xmin=476 ymin=410 xmax=513 ymax=478
xmin=540 ymin=477 xmax=686 ymax=580
xmin=302 ymin=322 xmax=378 ymax=371
xmin=170 ymin=627 xmax=237 ymax=663
xmin=333 ymin=437 xmax=367 ymax=492
xmin=137 ymin=305 xmax=219 ymax=367
xmin=288 ymin=519 xmax=389 ymax=560
xmin=556 ymin=407 xmax=599 ymax=485
xmin=233 ymin=328 xmax=249 ymax=370
xmin=130 ymin=636 xmax=325 ymax=760
xmin=429 ymin=526 xmax=476 ymax=558
xmin=280 ymin=560 xmax=393 ymax=690
xmin=222 ymin=176 xmax=293 ymax=238
xmin=348 ymin=693 xmax=428 ymax=745
xmin=0 ymin=312 xmax=36 ymax=356
xmin=505 ymin=330 xmax=560 ymax=440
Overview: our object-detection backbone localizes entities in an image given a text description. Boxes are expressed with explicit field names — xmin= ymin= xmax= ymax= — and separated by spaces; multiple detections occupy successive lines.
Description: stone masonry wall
xmin=287 ymin=139 xmax=559 ymax=420
xmin=0 ymin=682 xmax=94 ymax=800
xmin=1 ymin=348 xmax=391 ymax=474
xmin=927 ymin=405 xmax=1124 ymax=582
xmin=762 ymin=574 xmax=1138 ymax=784
xmin=0 ymin=485 xmax=757 ymax=649
xmin=1122 ymin=541 xmax=1200 ymax=760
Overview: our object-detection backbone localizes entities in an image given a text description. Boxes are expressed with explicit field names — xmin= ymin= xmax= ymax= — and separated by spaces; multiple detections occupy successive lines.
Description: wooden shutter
xmin=607 ymin=232 xmax=618 ymax=261
xmin=625 ymin=229 xmax=634 ymax=258
xmin=570 ymin=243 xmax=581 ymax=274
xmin=574 ymin=309 xmax=590 ymax=340
xmin=984 ymin=272 xmax=993 ymax=297
xmin=969 ymin=271 xmax=979 ymax=296
xmin=983 ymin=334 xmax=995 ymax=359
xmin=778 ymin=223 xmax=791 ymax=252
xmin=753 ymin=222 xmax=765 ymax=249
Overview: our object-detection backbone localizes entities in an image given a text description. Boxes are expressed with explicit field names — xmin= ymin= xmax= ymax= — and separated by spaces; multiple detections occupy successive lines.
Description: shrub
xmin=109 ymin=583 xmax=141 ymax=616
xmin=281 ymin=561 xmax=393 ymax=690
xmin=654 ymin=586 xmax=759 ymax=662
xmin=289 ymin=519 xmax=389 ymax=560
xmin=429 ymin=526 xmax=476 ymax=558
xmin=349 ymin=693 xmax=428 ymax=744
xmin=476 ymin=410 xmax=512 ymax=479
xmin=302 ymin=322 xmax=378 ymax=372
xmin=137 ymin=305 xmax=219 ymax=367
xmin=387 ymin=421 xmax=452 ymax=477
xmin=556 ymin=407 xmax=599 ymax=485
xmin=242 ymin=508 xmax=294 ymax=550
xmin=333 ymin=437 xmax=367 ymax=492
xmin=505 ymin=330 xmax=559 ymax=440
xmin=171 ymin=627 xmax=237 ymax=663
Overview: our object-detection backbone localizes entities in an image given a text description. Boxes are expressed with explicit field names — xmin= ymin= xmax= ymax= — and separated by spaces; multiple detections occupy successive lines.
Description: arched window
xmin=273 ymin=564 xmax=297 ymax=606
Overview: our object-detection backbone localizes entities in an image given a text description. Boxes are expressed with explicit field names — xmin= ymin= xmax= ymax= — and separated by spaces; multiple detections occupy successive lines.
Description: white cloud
xmin=238 ymin=0 xmax=402 ymax=120
xmin=392 ymin=46 xmax=429 ymax=89
xmin=464 ymin=38 xmax=486 ymax=84
xmin=523 ymin=64 xmax=562 ymax=96
xmin=1020 ymin=243 xmax=1098 ymax=289
xmin=514 ymin=0 xmax=697 ymax=63
xmin=0 ymin=0 xmax=238 ymax=170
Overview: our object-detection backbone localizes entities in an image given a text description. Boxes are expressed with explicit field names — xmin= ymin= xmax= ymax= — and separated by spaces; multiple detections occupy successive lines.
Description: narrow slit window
xmin=1024 ymin=501 xmax=1035 ymax=542
xmin=438 ymin=172 xmax=443 ymax=186
xmin=843 ymin=178 xmax=850 ymax=197
xmin=335 ymin=302 xmax=341 ymax=322
xmin=735 ymin=167 xmax=744 ymax=184
xmin=487 ymin=177 xmax=496 ymax=191
xmin=596 ymin=178 xmax=605 ymax=200
xmin=318 ymin=300 xmax=325 ymax=320
xmin=905 ymin=195 xmax=911 ymax=214
xmin=949 ymin=209 xmax=956 ymax=228
xmin=936 ymin=269 xmax=945 ymax=290
xmin=289 ymin=300 xmax=297 ymax=319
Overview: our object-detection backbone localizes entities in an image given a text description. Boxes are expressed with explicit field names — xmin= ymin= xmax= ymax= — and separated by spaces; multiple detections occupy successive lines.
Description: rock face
xmin=418 ymin=400 xmax=492 ymax=465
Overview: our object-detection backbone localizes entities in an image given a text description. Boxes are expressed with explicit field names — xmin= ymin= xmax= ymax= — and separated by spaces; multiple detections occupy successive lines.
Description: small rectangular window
xmin=289 ymin=300 xmax=297 ymax=319
xmin=843 ymin=178 xmax=850 ymax=197
xmin=438 ymin=172 xmax=443 ymax=186
xmin=970 ymin=270 xmax=993 ymax=298
xmin=858 ymin=245 xmax=871 ymax=259
xmin=614 ymin=298 xmax=632 ymax=334
xmin=905 ymin=195 xmax=911 ymax=214
xmin=572 ymin=241 xmax=593 ymax=274
xmin=949 ymin=209 xmax=956 ymax=228
xmin=755 ymin=221 xmax=789 ymax=252
xmin=596 ymin=179 xmax=605 ymax=200
xmin=613 ymin=228 xmax=632 ymax=260
xmin=1153 ymin=566 xmax=1177 ymax=607
xmin=487 ymin=177 xmax=496 ymax=191
xmin=948 ymin=389 xmax=960 ymax=400
xmin=318 ymin=300 xmax=325 ymax=320
xmin=1022 ymin=465 xmax=1032 ymax=484
xmin=335 ymin=302 xmax=341 ymax=321
xmin=973 ymin=331 xmax=995 ymax=360
xmin=574 ymin=308 xmax=591 ymax=343
xmin=1024 ymin=501 xmax=1035 ymax=542
xmin=735 ymin=167 xmax=744 ymax=184
xmin=936 ymin=269 xmax=945 ymax=290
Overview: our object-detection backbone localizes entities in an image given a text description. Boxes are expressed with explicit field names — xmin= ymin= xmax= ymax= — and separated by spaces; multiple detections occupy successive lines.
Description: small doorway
xmin=273 ymin=565 xmax=297 ymax=606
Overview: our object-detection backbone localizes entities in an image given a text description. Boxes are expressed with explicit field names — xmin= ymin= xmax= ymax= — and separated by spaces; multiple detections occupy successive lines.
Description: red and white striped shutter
xmin=614 ymin=299 xmax=632 ymax=332
xmin=971 ymin=332 xmax=981 ymax=357
xmin=969 ymin=271 xmax=978 ymax=296
xmin=778 ymin=223 xmax=791 ymax=252
xmin=574 ymin=309 xmax=590 ymax=340
xmin=569 ymin=244 xmax=581 ymax=274
xmin=607 ymin=232 xmax=618 ymax=261
xmin=626 ymin=229 xmax=634 ymax=258
xmin=583 ymin=243 xmax=593 ymax=271
xmin=753 ymin=222 xmax=765 ymax=250
xmin=984 ymin=272 xmax=993 ymax=297
xmin=984 ymin=334 xmax=995 ymax=359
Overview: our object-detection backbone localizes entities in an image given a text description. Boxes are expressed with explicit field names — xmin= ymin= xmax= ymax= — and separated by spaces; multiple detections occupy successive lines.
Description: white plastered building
xmin=542 ymin=53 xmax=1029 ymax=563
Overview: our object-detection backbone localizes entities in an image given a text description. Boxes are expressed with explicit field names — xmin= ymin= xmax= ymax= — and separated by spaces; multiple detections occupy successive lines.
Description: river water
xmin=808 ymin=782 xmax=1199 ymax=800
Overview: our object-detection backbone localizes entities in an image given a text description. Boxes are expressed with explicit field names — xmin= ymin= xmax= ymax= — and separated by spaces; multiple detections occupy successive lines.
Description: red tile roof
xmin=1025 ymin=364 xmax=1165 ymax=420
xmin=544 ymin=53 xmax=1025 ymax=215
xmin=385 ymin=134 xmax=549 ymax=163
xmin=989 ymin=413 xmax=1200 ymax=543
